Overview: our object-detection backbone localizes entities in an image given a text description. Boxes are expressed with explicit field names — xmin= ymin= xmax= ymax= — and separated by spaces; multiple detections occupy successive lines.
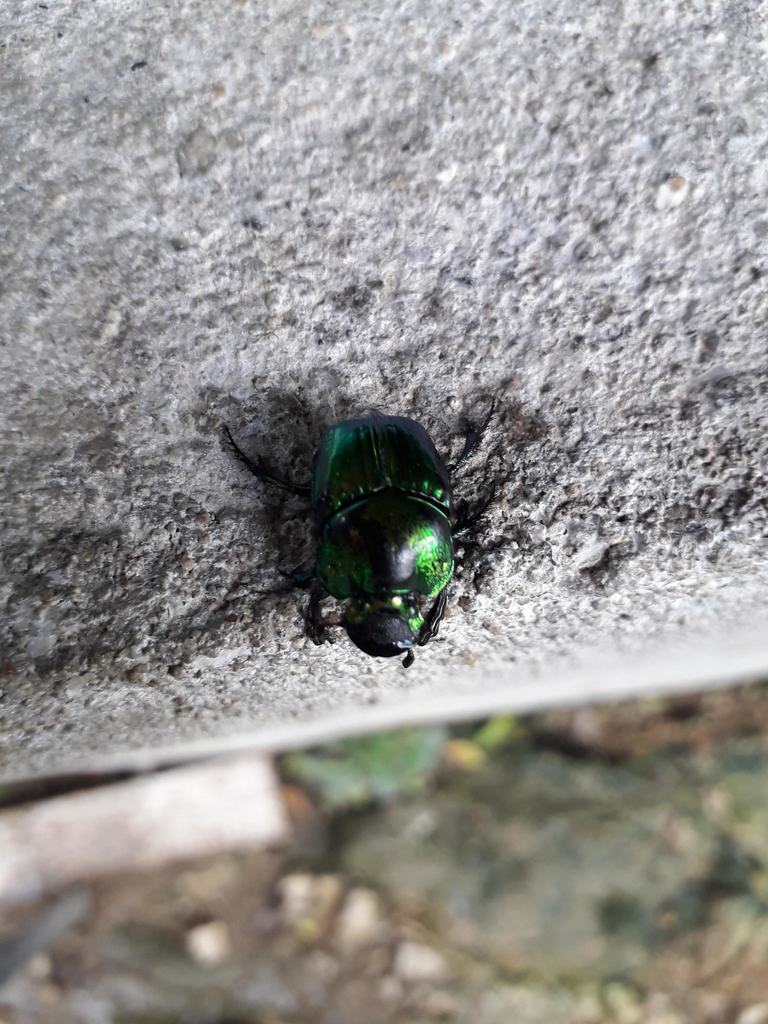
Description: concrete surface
xmin=2 ymin=0 xmax=768 ymax=778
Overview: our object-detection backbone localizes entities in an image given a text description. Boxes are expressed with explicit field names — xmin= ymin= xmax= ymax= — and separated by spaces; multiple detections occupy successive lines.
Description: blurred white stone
xmin=335 ymin=888 xmax=387 ymax=951
xmin=186 ymin=921 xmax=231 ymax=965
xmin=0 ymin=756 xmax=286 ymax=904
xmin=393 ymin=941 xmax=448 ymax=983
xmin=573 ymin=540 xmax=609 ymax=571
xmin=738 ymin=1005 xmax=768 ymax=1024
xmin=278 ymin=874 xmax=342 ymax=928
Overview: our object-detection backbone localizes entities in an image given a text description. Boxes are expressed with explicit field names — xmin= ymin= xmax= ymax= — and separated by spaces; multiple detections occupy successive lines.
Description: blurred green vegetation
xmin=281 ymin=714 xmax=526 ymax=810
xmin=282 ymin=725 xmax=449 ymax=808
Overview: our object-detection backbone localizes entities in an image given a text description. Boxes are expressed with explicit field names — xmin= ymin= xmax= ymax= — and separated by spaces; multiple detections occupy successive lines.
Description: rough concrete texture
xmin=2 ymin=0 xmax=768 ymax=776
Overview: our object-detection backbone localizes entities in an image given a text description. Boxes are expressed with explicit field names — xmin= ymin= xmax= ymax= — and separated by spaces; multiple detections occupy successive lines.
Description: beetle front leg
xmin=223 ymin=424 xmax=311 ymax=497
xmin=417 ymin=588 xmax=448 ymax=647
xmin=401 ymin=589 xmax=449 ymax=667
xmin=447 ymin=395 xmax=496 ymax=477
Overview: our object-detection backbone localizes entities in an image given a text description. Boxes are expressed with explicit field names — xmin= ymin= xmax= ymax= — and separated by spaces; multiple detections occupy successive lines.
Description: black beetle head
xmin=343 ymin=597 xmax=420 ymax=659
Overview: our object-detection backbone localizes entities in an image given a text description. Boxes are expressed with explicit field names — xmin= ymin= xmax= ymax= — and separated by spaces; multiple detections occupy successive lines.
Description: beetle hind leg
xmin=304 ymin=581 xmax=332 ymax=646
xmin=281 ymin=562 xmax=315 ymax=588
xmin=223 ymin=424 xmax=311 ymax=497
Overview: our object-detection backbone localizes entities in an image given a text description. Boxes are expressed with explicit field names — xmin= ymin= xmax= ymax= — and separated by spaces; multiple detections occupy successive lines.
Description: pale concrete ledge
xmin=2 ymin=0 xmax=767 ymax=778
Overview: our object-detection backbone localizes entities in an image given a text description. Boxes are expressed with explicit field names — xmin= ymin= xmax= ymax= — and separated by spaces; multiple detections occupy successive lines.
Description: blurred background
xmin=5 ymin=688 xmax=768 ymax=1023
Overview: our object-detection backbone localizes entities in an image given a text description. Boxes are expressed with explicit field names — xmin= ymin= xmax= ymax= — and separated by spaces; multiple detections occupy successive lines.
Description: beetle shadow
xmin=214 ymin=383 xmax=374 ymax=578
xmin=208 ymin=377 xmax=543 ymax=595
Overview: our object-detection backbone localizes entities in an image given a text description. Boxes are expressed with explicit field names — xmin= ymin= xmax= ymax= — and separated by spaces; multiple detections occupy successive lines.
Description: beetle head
xmin=343 ymin=595 xmax=422 ymax=660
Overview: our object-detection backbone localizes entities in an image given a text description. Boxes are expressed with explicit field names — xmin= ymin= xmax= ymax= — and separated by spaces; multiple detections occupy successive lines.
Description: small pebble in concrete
xmin=655 ymin=174 xmax=689 ymax=209
xmin=573 ymin=540 xmax=609 ymax=571
xmin=177 ymin=126 xmax=217 ymax=176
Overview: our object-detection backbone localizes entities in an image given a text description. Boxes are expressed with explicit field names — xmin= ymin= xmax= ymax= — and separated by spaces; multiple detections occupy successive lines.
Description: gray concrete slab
xmin=2 ymin=0 xmax=768 ymax=778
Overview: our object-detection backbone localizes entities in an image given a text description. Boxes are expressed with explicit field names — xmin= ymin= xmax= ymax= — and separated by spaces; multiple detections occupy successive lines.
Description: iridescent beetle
xmin=223 ymin=401 xmax=495 ymax=667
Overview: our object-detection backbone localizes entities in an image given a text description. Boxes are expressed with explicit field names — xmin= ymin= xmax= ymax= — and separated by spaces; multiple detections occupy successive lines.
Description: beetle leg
xmin=403 ymin=588 xmax=449 ymax=665
xmin=281 ymin=562 xmax=315 ymax=588
xmin=453 ymin=484 xmax=498 ymax=539
xmin=416 ymin=588 xmax=448 ymax=647
xmin=223 ymin=425 xmax=311 ymax=497
xmin=447 ymin=395 xmax=496 ymax=476
xmin=304 ymin=581 xmax=330 ymax=645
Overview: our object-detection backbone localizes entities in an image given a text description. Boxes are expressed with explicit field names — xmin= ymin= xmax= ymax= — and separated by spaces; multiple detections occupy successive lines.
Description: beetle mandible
xmin=223 ymin=400 xmax=496 ymax=667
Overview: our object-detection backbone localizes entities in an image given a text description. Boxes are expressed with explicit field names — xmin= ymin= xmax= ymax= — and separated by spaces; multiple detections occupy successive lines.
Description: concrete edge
xmin=8 ymin=634 xmax=767 ymax=783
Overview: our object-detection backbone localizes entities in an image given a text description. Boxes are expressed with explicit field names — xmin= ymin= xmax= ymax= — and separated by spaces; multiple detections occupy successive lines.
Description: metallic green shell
xmin=316 ymin=491 xmax=454 ymax=600
xmin=311 ymin=414 xmax=451 ymax=525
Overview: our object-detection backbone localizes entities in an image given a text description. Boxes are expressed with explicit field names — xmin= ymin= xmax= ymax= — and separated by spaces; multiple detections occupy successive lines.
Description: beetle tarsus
xmin=447 ymin=394 xmax=497 ymax=476
xmin=223 ymin=424 xmax=311 ymax=497
xmin=454 ymin=484 xmax=498 ymax=539
xmin=281 ymin=563 xmax=315 ymax=588
xmin=304 ymin=582 xmax=329 ymax=645
xmin=402 ymin=650 xmax=415 ymax=668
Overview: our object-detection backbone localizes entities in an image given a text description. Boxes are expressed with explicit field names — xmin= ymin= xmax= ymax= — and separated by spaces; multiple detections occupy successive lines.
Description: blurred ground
xmin=2 ymin=0 xmax=768 ymax=776
xmin=3 ymin=684 xmax=768 ymax=1024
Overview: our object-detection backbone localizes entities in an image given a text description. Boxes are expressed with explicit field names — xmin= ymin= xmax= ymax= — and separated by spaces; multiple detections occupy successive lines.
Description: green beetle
xmin=223 ymin=402 xmax=495 ymax=667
